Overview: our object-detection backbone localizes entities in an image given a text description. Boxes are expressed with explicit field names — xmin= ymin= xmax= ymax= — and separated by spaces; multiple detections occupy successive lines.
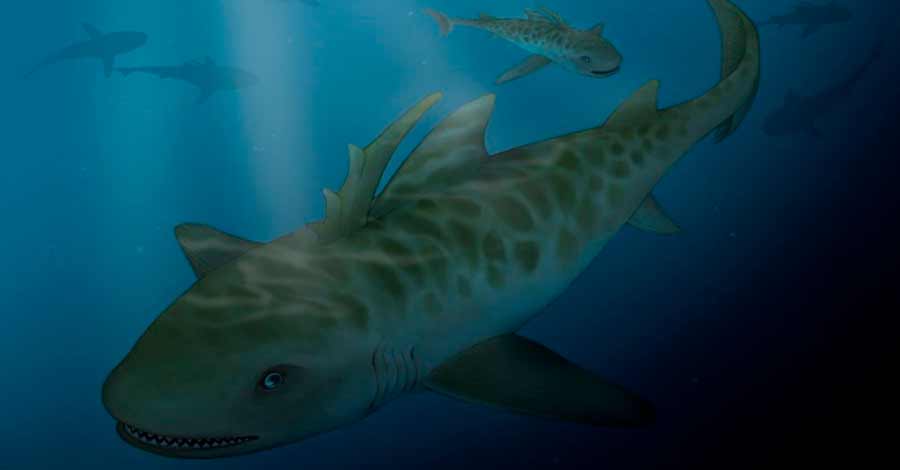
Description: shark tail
xmin=708 ymin=0 xmax=761 ymax=142
xmin=424 ymin=8 xmax=454 ymax=36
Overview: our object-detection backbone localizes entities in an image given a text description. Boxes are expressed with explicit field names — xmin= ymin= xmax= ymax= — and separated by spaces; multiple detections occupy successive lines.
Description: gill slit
xmin=369 ymin=342 xmax=423 ymax=412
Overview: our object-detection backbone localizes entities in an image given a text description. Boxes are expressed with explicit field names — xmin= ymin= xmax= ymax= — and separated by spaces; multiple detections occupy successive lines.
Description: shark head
xmin=564 ymin=30 xmax=622 ymax=78
xmin=101 ymin=250 xmax=377 ymax=458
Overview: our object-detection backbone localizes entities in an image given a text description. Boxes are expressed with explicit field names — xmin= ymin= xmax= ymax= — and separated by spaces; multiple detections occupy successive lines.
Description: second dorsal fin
xmin=371 ymin=94 xmax=495 ymax=218
xmin=308 ymin=93 xmax=442 ymax=244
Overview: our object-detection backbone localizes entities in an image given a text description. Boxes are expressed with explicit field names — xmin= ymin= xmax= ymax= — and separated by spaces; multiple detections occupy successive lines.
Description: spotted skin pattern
xmin=102 ymin=0 xmax=759 ymax=459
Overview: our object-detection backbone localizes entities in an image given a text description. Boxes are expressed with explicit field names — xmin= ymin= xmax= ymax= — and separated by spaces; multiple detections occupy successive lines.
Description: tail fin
xmin=708 ymin=0 xmax=760 ymax=142
xmin=424 ymin=8 xmax=453 ymax=36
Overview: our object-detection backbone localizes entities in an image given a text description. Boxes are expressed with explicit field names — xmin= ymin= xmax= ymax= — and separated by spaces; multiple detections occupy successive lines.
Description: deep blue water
xmin=2 ymin=1 xmax=896 ymax=468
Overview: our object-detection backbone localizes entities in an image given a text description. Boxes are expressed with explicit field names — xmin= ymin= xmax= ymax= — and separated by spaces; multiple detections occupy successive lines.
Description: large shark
xmin=759 ymin=1 xmax=851 ymax=37
xmin=116 ymin=57 xmax=260 ymax=104
xmin=25 ymin=23 xmax=147 ymax=78
xmin=424 ymin=6 xmax=621 ymax=84
xmin=102 ymin=0 xmax=759 ymax=459
xmin=764 ymin=41 xmax=880 ymax=137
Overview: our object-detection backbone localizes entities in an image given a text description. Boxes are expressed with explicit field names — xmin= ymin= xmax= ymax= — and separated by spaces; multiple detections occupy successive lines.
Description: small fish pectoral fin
xmin=628 ymin=194 xmax=681 ymax=235
xmin=425 ymin=335 xmax=656 ymax=427
xmin=82 ymin=23 xmax=103 ymax=39
xmin=495 ymin=55 xmax=552 ymax=85
xmin=103 ymin=55 xmax=115 ymax=78
xmin=174 ymin=223 xmax=263 ymax=278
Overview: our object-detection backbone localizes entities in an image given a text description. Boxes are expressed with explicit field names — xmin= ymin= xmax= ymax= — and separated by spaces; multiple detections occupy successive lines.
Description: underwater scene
xmin=2 ymin=0 xmax=896 ymax=468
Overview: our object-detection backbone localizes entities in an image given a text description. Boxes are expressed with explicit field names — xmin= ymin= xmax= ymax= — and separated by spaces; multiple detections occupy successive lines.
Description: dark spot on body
xmin=514 ymin=241 xmax=540 ymax=273
xmin=492 ymin=196 xmax=535 ymax=232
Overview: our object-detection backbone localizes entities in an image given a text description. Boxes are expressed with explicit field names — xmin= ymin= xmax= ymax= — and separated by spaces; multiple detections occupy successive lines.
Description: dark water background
xmin=1 ymin=0 xmax=896 ymax=468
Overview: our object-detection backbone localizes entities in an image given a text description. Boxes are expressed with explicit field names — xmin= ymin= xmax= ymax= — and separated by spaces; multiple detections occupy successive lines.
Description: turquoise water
xmin=1 ymin=1 xmax=894 ymax=468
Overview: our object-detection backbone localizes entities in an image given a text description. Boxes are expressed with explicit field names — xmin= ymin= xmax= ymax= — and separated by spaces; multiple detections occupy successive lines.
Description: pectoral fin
xmin=103 ymin=55 xmax=115 ymax=78
xmin=496 ymin=55 xmax=552 ymax=85
xmin=425 ymin=335 xmax=655 ymax=427
xmin=628 ymin=194 xmax=681 ymax=235
xmin=174 ymin=223 xmax=262 ymax=278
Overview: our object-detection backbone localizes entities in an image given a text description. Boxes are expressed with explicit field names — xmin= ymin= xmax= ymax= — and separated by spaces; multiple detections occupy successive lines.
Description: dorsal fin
xmin=603 ymin=80 xmax=660 ymax=128
xmin=82 ymin=23 xmax=103 ymax=39
xmin=371 ymin=94 xmax=495 ymax=218
xmin=307 ymin=93 xmax=442 ymax=244
xmin=524 ymin=8 xmax=550 ymax=22
xmin=589 ymin=22 xmax=605 ymax=35
xmin=174 ymin=224 xmax=262 ymax=278
xmin=479 ymin=12 xmax=496 ymax=20
xmin=524 ymin=7 xmax=568 ymax=27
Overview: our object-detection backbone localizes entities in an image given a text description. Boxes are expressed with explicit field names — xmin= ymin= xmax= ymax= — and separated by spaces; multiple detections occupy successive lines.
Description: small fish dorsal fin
xmin=174 ymin=224 xmax=262 ymax=278
xmin=82 ymin=23 xmax=103 ymax=39
xmin=603 ymin=80 xmax=660 ymax=128
xmin=371 ymin=94 xmax=495 ymax=218
xmin=525 ymin=6 xmax=569 ymax=27
xmin=307 ymin=93 xmax=442 ymax=244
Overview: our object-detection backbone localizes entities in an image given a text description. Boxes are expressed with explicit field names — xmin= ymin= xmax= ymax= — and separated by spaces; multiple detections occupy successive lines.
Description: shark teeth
xmin=123 ymin=423 xmax=257 ymax=450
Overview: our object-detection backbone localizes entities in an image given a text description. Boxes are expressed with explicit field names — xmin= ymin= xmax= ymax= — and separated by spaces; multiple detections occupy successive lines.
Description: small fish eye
xmin=259 ymin=371 xmax=285 ymax=391
xmin=581 ymin=55 xmax=592 ymax=63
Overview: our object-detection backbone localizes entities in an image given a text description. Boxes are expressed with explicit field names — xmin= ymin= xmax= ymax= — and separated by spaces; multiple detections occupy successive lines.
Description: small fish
xmin=758 ymin=1 xmax=851 ymax=38
xmin=424 ymin=7 xmax=621 ymax=84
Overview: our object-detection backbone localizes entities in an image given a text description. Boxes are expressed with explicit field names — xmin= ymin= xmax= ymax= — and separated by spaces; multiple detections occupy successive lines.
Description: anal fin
xmin=425 ymin=335 xmax=655 ymax=427
xmin=496 ymin=55 xmax=552 ymax=85
xmin=628 ymin=194 xmax=681 ymax=235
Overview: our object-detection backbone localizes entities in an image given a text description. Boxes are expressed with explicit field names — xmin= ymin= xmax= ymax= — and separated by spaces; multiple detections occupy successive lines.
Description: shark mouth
xmin=119 ymin=422 xmax=258 ymax=451
xmin=591 ymin=66 xmax=620 ymax=77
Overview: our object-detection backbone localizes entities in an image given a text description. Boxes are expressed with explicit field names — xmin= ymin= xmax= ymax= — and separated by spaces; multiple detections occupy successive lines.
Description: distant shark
xmin=116 ymin=58 xmax=260 ymax=103
xmin=424 ymin=6 xmax=621 ymax=84
xmin=102 ymin=0 xmax=759 ymax=459
xmin=759 ymin=1 xmax=851 ymax=37
xmin=267 ymin=0 xmax=320 ymax=5
xmin=764 ymin=42 xmax=881 ymax=137
xmin=25 ymin=23 xmax=147 ymax=78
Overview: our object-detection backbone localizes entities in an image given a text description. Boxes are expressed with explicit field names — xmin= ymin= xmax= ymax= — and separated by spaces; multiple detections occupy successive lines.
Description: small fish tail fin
xmin=424 ymin=8 xmax=454 ymax=36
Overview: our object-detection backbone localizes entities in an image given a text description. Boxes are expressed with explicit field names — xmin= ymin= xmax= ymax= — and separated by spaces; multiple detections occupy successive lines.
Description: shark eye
xmin=581 ymin=55 xmax=592 ymax=63
xmin=259 ymin=370 xmax=285 ymax=391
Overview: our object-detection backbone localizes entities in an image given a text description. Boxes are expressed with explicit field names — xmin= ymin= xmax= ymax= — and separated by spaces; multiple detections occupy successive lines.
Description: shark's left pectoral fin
xmin=174 ymin=223 xmax=262 ymax=278
xmin=425 ymin=335 xmax=655 ymax=427
xmin=496 ymin=55 xmax=552 ymax=85
xmin=628 ymin=194 xmax=681 ymax=235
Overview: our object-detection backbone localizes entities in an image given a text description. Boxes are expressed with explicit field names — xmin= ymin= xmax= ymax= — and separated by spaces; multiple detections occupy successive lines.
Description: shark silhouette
xmin=764 ymin=42 xmax=881 ymax=137
xmin=759 ymin=1 xmax=852 ymax=37
xmin=102 ymin=0 xmax=759 ymax=459
xmin=25 ymin=23 xmax=147 ymax=78
xmin=116 ymin=58 xmax=260 ymax=103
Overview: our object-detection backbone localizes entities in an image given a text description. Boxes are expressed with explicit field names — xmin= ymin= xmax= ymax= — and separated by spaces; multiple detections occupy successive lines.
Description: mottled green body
xmin=103 ymin=0 xmax=760 ymax=459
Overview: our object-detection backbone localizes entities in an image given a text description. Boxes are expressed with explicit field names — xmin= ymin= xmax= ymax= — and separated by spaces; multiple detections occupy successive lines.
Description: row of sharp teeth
xmin=124 ymin=424 xmax=254 ymax=450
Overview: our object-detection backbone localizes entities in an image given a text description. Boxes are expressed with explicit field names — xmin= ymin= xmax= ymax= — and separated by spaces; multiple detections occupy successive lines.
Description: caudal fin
xmin=708 ymin=0 xmax=760 ymax=142
xmin=424 ymin=8 xmax=453 ymax=36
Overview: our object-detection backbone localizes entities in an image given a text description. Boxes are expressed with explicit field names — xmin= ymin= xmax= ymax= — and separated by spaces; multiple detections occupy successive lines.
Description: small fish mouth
xmin=590 ymin=66 xmax=620 ymax=77
xmin=117 ymin=422 xmax=258 ymax=456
